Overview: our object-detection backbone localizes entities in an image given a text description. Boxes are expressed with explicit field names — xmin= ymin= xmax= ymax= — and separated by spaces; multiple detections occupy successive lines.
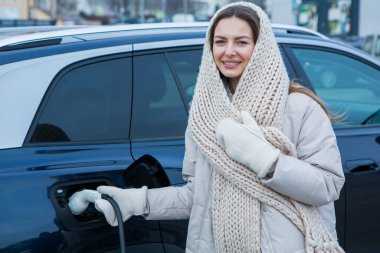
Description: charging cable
xmin=101 ymin=194 xmax=126 ymax=253
xmin=68 ymin=190 xmax=126 ymax=253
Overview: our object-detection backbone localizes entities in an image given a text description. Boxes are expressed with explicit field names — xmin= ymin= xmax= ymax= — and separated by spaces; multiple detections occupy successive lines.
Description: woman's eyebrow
xmin=213 ymin=35 xmax=252 ymax=40
xmin=235 ymin=36 xmax=252 ymax=40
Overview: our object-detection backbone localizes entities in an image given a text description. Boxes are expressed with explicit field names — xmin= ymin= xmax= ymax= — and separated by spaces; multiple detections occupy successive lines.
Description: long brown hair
xmin=209 ymin=5 xmax=337 ymax=122
xmin=289 ymin=81 xmax=340 ymax=123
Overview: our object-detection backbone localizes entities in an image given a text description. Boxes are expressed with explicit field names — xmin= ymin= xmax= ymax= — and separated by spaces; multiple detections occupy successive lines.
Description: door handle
xmin=346 ymin=159 xmax=379 ymax=173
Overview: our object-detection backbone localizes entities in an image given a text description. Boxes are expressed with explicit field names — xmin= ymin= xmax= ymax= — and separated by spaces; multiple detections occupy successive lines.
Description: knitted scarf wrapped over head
xmin=189 ymin=2 xmax=344 ymax=253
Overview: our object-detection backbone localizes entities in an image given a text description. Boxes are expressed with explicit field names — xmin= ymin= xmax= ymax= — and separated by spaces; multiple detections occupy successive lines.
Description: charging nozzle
xmin=68 ymin=189 xmax=101 ymax=215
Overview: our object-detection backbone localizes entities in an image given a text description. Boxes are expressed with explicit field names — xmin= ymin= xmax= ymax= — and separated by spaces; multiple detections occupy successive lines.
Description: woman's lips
xmin=222 ymin=60 xmax=241 ymax=69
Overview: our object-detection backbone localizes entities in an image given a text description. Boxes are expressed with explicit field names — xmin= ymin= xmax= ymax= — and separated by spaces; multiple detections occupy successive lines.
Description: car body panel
xmin=0 ymin=144 xmax=166 ymax=252
xmin=335 ymin=127 xmax=380 ymax=253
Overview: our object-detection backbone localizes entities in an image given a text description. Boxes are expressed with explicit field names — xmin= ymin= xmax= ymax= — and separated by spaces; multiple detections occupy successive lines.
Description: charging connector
xmin=68 ymin=189 xmax=126 ymax=253
xmin=68 ymin=189 xmax=101 ymax=215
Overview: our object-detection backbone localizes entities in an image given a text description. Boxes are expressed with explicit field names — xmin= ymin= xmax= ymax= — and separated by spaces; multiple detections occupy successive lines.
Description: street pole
xmin=140 ymin=0 xmax=145 ymax=23
xmin=161 ymin=0 xmax=166 ymax=22
xmin=183 ymin=0 xmax=188 ymax=21
xmin=317 ymin=0 xmax=329 ymax=35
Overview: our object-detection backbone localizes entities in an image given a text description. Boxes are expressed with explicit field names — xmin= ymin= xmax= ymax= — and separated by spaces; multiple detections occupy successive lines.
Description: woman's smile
xmin=222 ymin=60 xmax=241 ymax=69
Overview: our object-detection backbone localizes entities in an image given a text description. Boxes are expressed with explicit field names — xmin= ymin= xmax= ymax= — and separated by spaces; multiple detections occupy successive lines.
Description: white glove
xmin=216 ymin=111 xmax=280 ymax=178
xmin=68 ymin=189 xmax=101 ymax=215
xmin=95 ymin=186 xmax=148 ymax=226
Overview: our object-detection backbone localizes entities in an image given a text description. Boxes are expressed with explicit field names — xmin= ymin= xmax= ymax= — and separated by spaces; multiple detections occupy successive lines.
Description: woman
xmin=95 ymin=2 xmax=345 ymax=252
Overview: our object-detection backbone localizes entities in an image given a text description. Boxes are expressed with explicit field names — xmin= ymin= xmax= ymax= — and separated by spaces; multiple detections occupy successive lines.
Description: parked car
xmin=0 ymin=22 xmax=379 ymax=253
xmin=363 ymin=33 xmax=380 ymax=60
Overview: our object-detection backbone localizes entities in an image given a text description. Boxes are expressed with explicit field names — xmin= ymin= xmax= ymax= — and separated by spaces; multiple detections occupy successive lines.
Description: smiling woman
xmin=88 ymin=2 xmax=345 ymax=253
xmin=187 ymin=2 xmax=344 ymax=252
xmin=211 ymin=17 xmax=255 ymax=93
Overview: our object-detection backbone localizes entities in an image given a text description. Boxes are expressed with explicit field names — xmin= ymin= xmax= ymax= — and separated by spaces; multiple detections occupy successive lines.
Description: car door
xmin=284 ymin=44 xmax=380 ymax=253
xmin=0 ymin=54 xmax=165 ymax=253
xmin=129 ymin=46 xmax=202 ymax=253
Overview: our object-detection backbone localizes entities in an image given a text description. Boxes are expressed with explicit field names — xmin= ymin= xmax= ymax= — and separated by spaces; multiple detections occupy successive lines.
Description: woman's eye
xmin=215 ymin=40 xmax=225 ymax=45
xmin=237 ymin=41 xmax=248 ymax=45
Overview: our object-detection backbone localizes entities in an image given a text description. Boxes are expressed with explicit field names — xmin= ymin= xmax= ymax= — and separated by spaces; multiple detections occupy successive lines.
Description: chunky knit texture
xmin=189 ymin=2 xmax=344 ymax=253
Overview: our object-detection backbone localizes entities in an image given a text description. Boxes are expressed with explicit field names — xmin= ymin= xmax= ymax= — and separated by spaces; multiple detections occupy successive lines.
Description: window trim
xmin=133 ymin=38 xmax=204 ymax=52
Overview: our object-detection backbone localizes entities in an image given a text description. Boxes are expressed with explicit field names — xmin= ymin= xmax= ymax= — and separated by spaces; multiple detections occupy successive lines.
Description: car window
xmin=131 ymin=53 xmax=188 ymax=140
xmin=29 ymin=57 xmax=132 ymax=143
xmin=168 ymin=50 xmax=202 ymax=106
xmin=291 ymin=47 xmax=380 ymax=126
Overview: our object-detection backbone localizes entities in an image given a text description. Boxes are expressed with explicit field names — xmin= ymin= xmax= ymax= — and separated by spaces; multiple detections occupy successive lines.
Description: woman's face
xmin=212 ymin=17 xmax=255 ymax=90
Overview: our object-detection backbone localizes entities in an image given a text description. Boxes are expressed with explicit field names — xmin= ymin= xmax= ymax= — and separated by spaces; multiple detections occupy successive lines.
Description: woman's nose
xmin=225 ymin=43 xmax=236 ymax=56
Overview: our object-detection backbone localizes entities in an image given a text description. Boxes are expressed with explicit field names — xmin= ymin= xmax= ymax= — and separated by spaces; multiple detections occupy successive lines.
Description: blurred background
xmin=0 ymin=0 xmax=379 ymax=58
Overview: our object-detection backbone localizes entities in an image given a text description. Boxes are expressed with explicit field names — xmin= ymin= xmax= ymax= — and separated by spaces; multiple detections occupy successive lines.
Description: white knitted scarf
xmin=189 ymin=2 xmax=344 ymax=253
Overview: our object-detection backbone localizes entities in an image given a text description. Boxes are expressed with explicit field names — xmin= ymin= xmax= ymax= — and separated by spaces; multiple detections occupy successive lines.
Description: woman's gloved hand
xmin=95 ymin=186 xmax=148 ymax=226
xmin=216 ymin=111 xmax=280 ymax=178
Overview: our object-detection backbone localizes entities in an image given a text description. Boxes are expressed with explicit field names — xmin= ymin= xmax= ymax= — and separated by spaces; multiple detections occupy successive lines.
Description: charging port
xmin=48 ymin=178 xmax=112 ymax=231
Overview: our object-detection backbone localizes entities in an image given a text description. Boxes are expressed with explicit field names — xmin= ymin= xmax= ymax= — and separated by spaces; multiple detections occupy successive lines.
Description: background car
xmin=0 ymin=22 xmax=379 ymax=253
xmin=362 ymin=34 xmax=380 ymax=60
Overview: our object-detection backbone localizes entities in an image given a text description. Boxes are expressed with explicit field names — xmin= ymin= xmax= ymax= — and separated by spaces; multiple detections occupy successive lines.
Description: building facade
xmin=1 ymin=0 xmax=379 ymax=40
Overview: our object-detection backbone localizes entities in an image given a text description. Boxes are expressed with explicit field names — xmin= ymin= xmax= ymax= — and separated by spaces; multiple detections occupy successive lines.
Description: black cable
xmin=101 ymin=194 xmax=126 ymax=253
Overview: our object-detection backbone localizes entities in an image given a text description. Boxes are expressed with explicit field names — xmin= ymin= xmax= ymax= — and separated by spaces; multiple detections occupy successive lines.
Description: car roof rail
xmin=271 ymin=24 xmax=329 ymax=39
xmin=0 ymin=22 xmax=328 ymax=51
xmin=0 ymin=38 xmax=64 ymax=52
xmin=0 ymin=22 xmax=209 ymax=50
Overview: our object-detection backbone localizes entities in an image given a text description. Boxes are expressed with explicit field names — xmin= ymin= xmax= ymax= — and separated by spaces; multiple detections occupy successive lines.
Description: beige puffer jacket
xmin=146 ymin=92 xmax=345 ymax=253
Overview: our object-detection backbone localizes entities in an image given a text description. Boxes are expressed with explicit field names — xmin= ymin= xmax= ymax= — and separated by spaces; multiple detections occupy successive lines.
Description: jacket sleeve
xmin=262 ymin=95 xmax=345 ymax=207
xmin=146 ymin=127 xmax=197 ymax=220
